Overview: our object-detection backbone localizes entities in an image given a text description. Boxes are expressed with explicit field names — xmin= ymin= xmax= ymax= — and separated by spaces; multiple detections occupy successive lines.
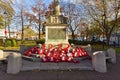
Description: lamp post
xmin=116 ymin=30 xmax=120 ymax=47
xmin=102 ymin=14 xmax=106 ymax=49
xmin=4 ymin=11 xmax=7 ymax=49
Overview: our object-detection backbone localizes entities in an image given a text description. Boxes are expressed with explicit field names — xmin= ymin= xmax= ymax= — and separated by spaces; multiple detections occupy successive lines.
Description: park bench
xmin=92 ymin=48 xmax=116 ymax=73
xmin=105 ymin=48 xmax=116 ymax=63
xmin=0 ymin=50 xmax=7 ymax=63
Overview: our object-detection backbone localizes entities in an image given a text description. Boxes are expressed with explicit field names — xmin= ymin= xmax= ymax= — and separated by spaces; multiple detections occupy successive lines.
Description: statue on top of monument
xmin=54 ymin=0 xmax=61 ymax=15
xmin=45 ymin=0 xmax=67 ymax=24
xmin=54 ymin=0 xmax=60 ymax=4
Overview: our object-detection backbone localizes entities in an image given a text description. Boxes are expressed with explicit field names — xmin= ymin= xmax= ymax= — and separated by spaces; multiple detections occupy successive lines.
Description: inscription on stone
xmin=48 ymin=28 xmax=66 ymax=39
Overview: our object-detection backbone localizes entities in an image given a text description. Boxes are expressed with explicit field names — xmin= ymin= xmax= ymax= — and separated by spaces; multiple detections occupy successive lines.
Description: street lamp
xmin=116 ymin=29 xmax=120 ymax=47
xmin=4 ymin=11 xmax=7 ymax=49
xmin=102 ymin=14 xmax=106 ymax=49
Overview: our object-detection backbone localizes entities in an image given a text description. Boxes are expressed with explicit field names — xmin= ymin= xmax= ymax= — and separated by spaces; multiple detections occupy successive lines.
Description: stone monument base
xmin=45 ymin=40 xmax=68 ymax=45
xmin=45 ymin=25 xmax=68 ymax=46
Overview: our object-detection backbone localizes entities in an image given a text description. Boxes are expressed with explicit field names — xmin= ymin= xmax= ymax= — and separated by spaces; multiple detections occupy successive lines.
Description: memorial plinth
xmin=45 ymin=0 xmax=68 ymax=45
xmin=45 ymin=24 xmax=68 ymax=44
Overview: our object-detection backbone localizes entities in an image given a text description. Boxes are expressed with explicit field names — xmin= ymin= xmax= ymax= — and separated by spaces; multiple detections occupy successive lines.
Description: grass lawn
xmin=91 ymin=44 xmax=120 ymax=53
xmin=114 ymin=47 xmax=120 ymax=54
xmin=0 ymin=46 xmax=20 ymax=51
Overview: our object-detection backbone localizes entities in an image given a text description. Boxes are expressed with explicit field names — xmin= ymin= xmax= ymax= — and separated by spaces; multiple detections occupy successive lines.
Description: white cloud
xmin=62 ymin=0 xmax=82 ymax=4
xmin=15 ymin=0 xmax=23 ymax=5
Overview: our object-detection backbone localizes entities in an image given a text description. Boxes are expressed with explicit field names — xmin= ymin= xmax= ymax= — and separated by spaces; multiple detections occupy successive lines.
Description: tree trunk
xmin=38 ymin=7 xmax=41 ymax=40
xmin=38 ymin=23 xmax=41 ymax=39
xmin=8 ymin=25 xmax=10 ymax=38
xmin=105 ymin=33 xmax=111 ymax=45
xmin=20 ymin=7 xmax=24 ymax=41
xmin=21 ymin=14 xmax=24 ymax=40
xmin=72 ymin=31 xmax=75 ymax=40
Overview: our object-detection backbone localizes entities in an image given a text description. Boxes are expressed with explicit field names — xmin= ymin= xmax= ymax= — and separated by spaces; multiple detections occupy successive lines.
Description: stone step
xmin=21 ymin=59 xmax=93 ymax=71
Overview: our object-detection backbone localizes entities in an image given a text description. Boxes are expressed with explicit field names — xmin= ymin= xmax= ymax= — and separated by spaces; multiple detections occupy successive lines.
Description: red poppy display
xmin=23 ymin=44 xmax=89 ymax=63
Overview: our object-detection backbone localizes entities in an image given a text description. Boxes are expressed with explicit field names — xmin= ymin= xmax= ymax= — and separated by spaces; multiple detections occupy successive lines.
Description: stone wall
xmin=20 ymin=45 xmax=35 ymax=54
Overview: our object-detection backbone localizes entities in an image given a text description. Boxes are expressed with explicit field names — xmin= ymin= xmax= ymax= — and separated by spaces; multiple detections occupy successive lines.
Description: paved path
xmin=0 ymin=51 xmax=120 ymax=80
xmin=21 ymin=59 xmax=93 ymax=71
xmin=4 ymin=50 xmax=93 ymax=71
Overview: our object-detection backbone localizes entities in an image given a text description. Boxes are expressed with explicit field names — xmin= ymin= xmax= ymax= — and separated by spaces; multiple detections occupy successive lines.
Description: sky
xmin=13 ymin=0 xmax=53 ymax=12
xmin=10 ymin=0 xmax=79 ymax=32
xmin=14 ymin=0 xmax=52 ymax=5
xmin=13 ymin=0 xmax=80 ymax=14
xmin=14 ymin=0 xmax=53 ymax=7
xmin=10 ymin=0 xmax=54 ymax=32
xmin=13 ymin=0 xmax=78 ymax=9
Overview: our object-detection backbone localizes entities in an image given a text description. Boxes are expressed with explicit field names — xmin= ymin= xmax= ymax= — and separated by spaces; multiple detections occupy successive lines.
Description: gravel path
xmin=0 ymin=54 xmax=120 ymax=80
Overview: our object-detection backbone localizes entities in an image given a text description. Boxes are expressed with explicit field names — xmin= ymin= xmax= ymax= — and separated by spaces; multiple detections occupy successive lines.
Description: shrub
xmin=6 ymin=39 xmax=17 ymax=47
xmin=68 ymin=39 xmax=105 ymax=45
xmin=11 ymin=39 xmax=17 ymax=47
xmin=20 ymin=40 xmax=36 ymax=45
xmin=17 ymin=40 xmax=40 ymax=45
xmin=6 ymin=40 xmax=12 ymax=47
xmin=36 ymin=39 xmax=45 ymax=44
xmin=0 ymin=39 xmax=3 ymax=46
xmin=16 ymin=40 xmax=22 ymax=46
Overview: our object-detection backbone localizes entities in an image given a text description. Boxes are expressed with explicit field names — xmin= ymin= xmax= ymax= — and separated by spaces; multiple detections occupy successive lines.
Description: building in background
xmin=17 ymin=25 xmax=38 ymax=40
xmin=0 ymin=29 xmax=9 ymax=38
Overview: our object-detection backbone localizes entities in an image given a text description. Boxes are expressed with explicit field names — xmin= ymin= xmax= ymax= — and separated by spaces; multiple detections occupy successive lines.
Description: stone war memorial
xmin=3 ymin=0 xmax=116 ymax=74
xmin=21 ymin=0 xmax=89 ymax=63
xmin=45 ymin=0 xmax=68 ymax=44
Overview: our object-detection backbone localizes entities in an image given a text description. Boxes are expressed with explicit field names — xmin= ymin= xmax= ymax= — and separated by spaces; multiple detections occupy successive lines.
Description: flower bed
xmin=23 ymin=44 xmax=89 ymax=63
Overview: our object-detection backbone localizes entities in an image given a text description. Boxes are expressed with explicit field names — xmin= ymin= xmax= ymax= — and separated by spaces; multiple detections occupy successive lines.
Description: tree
xmin=89 ymin=21 xmax=102 ymax=37
xmin=61 ymin=1 xmax=85 ymax=40
xmin=81 ymin=0 xmax=120 ymax=45
xmin=11 ymin=0 xmax=33 ymax=40
xmin=12 ymin=6 xmax=26 ymax=40
xmin=20 ymin=7 xmax=25 ymax=40
xmin=0 ymin=0 xmax=14 ymax=29
xmin=0 ymin=15 xmax=4 ymax=27
xmin=25 ymin=0 xmax=47 ymax=39
xmin=0 ymin=0 xmax=14 ymax=38
xmin=46 ymin=1 xmax=54 ymax=16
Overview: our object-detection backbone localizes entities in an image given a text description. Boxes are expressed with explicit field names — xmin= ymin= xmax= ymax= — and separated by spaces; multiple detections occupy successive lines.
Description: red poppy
xmin=4 ymin=30 xmax=7 ymax=34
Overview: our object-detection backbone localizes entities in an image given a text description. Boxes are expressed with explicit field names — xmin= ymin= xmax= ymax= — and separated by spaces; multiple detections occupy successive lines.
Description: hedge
xmin=21 ymin=40 xmax=36 ymax=44
xmin=0 ymin=39 xmax=3 ymax=46
xmin=16 ymin=39 xmax=45 ymax=46
xmin=36 ymin=39 xmax=45 ymax=44
xmin=6 ymin=39 xmax=17 ymax=47
xmin=68 ymin=39 xmax=105 ymax=45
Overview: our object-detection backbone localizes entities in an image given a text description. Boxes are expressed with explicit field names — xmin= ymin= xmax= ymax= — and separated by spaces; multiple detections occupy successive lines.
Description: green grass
xmin=0 ymin=46 xmax=20 ymax=51
xmin=92 ymin=44 xmax=110 ymax=50
xmin=21 ymin=40 xmax=36 ymax=44
xmin=114 ymin=48 xmax=120 ymax=53
xmin=91 ymin=44 xmax=120 ymax=54
xmin=0 ymin=44 xmax=36 ymax=51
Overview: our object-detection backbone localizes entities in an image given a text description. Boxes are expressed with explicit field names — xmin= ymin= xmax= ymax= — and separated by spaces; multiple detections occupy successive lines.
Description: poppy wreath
xmin=23 ymin=44 xmax=89 ymax=63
